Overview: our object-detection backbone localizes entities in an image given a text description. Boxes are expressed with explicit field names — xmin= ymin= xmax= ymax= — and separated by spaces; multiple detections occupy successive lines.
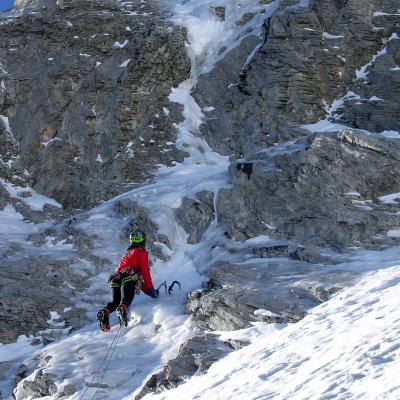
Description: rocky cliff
xmin=1 ymin=0 xmax=189 ymax=209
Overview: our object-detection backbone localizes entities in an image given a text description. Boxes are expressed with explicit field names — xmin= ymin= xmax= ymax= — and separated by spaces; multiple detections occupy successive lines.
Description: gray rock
xmin=217 ymin=130 xmax=400 ymax=249
xmin=289 ymin=246 xmax=337 ymax=265
xmin=0 ymin=255 xmax=86 ymax=343
xmin=0 ymin=0 xmax=190 ymax=209
xmin=210 ymin=6 xmax=226 ymax=21
xmin=175 ymin=190 xmax=215 ymax=244
xmin=15 ymin=370 xmax=58 ymax=400
xmin=58 ymin=383 xmax=77 ymax=397
xmin=195 ymin=0 xmax=400 ymax=156
xmin=337 ymin=30 xmax=400 ymax=133
xmin=188 ymin=261 xmax=314 ymax=331
xmin=136 ymin=334 xmax=234 ymax=399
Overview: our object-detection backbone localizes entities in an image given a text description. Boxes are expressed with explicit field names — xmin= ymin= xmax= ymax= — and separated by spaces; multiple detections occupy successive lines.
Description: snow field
xmin=146 ymin=264 xmax=400 ymax=400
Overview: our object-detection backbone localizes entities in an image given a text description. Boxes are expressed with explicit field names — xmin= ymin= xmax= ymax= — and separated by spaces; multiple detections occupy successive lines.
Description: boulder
xmin=174 ymin=191 xmax=215 ymax=244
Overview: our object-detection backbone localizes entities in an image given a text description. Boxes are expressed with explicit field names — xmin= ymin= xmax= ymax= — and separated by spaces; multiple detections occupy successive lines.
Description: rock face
xmin=0 ymin=0 xmax=190 ymax=209
xmin=217 ymin=130 xmax=400 ymax=249
xmin=195 ymin=0 xmax=400 ymax=156
xmin=136 ymin=334 xmax=235 ymax=399
xmin=0 ymin=252 xmax=89 ymax=344
xmin=174 ymin=190 xmax=215 ymax=244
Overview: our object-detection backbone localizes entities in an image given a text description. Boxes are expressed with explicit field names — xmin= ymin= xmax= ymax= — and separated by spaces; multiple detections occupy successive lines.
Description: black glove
xmin=147 ymin=288 xmax=159 ymax=298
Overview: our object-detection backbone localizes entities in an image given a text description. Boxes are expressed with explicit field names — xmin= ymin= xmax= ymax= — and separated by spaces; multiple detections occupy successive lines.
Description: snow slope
xmin=148 ymin=261 xmax=400 ymax=400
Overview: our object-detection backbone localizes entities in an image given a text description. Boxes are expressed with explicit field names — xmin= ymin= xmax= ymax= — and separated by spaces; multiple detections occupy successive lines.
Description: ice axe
xmin=168 ymin=280 xmax=181 ymax=295
xmin=157 ymin=281 xmax=168 ymax=295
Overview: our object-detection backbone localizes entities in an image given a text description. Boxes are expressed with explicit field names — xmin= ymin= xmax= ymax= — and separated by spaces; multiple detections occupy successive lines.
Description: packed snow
xmin=147 ymin=262 xmax=400 ymax=400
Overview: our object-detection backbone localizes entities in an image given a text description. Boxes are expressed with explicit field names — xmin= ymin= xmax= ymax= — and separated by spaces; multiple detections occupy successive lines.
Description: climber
xmin=97 ymin=229 xmax=159 ymax=332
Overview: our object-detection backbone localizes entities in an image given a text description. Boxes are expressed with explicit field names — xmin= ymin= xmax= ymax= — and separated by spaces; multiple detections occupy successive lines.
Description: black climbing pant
xmin=106 ymin=273 xmax=136 ymax=313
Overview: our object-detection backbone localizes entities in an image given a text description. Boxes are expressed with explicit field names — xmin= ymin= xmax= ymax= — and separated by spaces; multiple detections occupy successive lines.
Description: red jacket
xmin=117 ymin=247 xmax=153 ymax=294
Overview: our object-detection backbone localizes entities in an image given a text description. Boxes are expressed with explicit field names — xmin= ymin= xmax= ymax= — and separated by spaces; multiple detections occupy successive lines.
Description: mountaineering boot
xmin=116 ymin=303 xmax=128 ymax=327
xmin=97 ymin=307 xmax=110 ymax=332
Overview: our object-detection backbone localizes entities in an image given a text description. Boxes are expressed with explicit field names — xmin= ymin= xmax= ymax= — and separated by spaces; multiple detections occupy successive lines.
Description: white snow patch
xmin=41 ymin=137 xmax=62 ymax=148
xmin=356 ymin=34 xmax=399 ymax=80
xmin=203 ymin=106 xmax=215 ymax=112
xmin=254 ymin=309 xmax=281 ymax=318
xmin=47 ymin=311 xmax=65 ymax=327
xmin=387 ymin=229 xmax=400 ymax=238
xmin=373 ymin=11 xmax=400 ymax=17
xmin=345 ymin=192 xmax=361 ymax=197
xmin=0 ymin=335 xmax=38 ymax=363
xmin=352 ymin=199 xmax=373 ymax=211
xmin=0 ymin=114 xmax=12 ymax=135
xmin=120 ymin=59 xmax=131 ymax=67
xmin=323 ymin=32 xmax=344 ymax=39
xmin=113 ymin=39 xmax=129 ymax=49
xmin=1 ymin=179 xmax=62 ymax=211
xmin=378 ymin=130 xmax=400 ymax=138
xmin=378 ymin=192 xmax=400 ymax=204
xmin=125 ymin=141 xmax=135 ymax=158
xmin=96 ymin=154 xmax=103 ymax=163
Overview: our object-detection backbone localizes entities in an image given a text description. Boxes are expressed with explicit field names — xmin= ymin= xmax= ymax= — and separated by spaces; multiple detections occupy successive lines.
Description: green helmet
xmin=129 ymin=230 xmax=146 ymax=244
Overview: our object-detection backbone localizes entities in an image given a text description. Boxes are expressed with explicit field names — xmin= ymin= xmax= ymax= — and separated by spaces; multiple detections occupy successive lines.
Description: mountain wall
xmin=1 ymin=0 xmax=400 ymax=398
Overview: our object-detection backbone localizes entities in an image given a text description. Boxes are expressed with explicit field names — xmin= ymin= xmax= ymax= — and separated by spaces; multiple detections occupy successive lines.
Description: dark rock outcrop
xmin=175 ymin=190 xmax=215 ymax=244
xmin=136 ymin=334 xmax=235 ymax=399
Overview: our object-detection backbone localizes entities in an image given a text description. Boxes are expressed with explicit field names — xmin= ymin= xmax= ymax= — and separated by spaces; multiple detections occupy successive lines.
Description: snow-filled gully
xmin=2 ymin=1 xmax=400 ymax=399
xmin=4 ymin=1 xmax=279 ymax=399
